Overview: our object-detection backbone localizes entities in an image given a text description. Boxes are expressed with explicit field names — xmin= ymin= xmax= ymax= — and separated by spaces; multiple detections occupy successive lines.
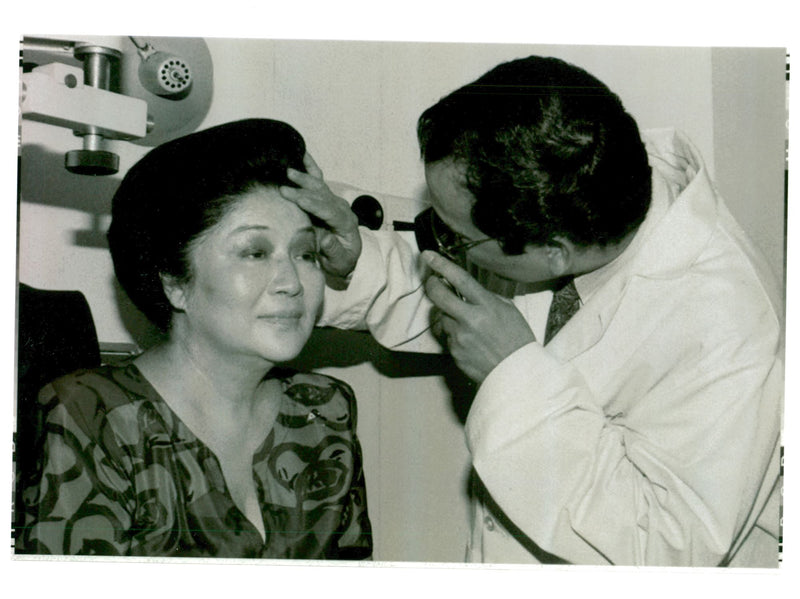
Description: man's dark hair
xmin=418 ymin=56 xmax=652 ymax=253
xmin=107 ymin=118 xmax=306 ymax=330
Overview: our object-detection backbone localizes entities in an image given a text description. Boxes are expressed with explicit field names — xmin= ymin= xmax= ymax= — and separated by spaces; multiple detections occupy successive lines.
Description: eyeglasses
xmin=413 ymin=207 xmax=492 ymax=265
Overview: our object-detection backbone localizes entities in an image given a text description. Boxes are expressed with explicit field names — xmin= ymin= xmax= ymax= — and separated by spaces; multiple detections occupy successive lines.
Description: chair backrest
xmin=17 ymin=284 xmax=101 ymax=393
xmin=14 ymin=283 xmax=101 ymax=530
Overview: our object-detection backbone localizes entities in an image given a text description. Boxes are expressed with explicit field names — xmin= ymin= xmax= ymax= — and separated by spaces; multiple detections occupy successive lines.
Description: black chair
xmin=14 ymin=283 xmax=101 ymax=535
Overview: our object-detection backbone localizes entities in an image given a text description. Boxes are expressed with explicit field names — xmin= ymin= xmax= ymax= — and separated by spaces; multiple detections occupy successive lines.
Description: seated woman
xmin=15 ymin=119 xmax=372 ymax=559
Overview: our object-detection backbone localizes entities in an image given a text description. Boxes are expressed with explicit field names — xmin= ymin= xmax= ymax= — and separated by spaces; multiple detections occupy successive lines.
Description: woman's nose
xmin=269 ymin=256 xmax=303 ymax=296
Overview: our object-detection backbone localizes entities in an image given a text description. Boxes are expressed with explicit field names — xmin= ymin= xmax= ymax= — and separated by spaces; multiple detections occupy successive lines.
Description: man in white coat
xmin=280 ymin=56 xmax=783 ymax=567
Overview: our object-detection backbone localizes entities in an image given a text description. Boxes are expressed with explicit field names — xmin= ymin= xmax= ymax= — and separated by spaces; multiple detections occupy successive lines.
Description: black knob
xmin=351 ymin=195 xmax=384 ymax=230
xmin=65 ymin=150 xmax=119 ymax=176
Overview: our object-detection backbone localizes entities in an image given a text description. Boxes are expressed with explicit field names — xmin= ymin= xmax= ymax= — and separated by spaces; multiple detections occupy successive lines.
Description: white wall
xmin=17 ymin=38 xmax=786 ymax=562
xmin=711 ymin=47 xmax=787 ymax=286
xmin=203 ymin=39 xmax=721 ymax=199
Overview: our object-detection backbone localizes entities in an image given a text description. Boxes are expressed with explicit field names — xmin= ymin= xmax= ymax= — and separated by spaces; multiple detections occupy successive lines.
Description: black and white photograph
xmin=4 ymin=3 xmax=797 ymax=596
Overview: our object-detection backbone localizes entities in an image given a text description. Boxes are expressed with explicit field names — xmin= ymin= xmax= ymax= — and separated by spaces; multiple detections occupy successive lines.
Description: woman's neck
xmin=134 ymin=330 xmax=280 ymax=441
xmin=135 ymin=327 xmax=284 ymax=542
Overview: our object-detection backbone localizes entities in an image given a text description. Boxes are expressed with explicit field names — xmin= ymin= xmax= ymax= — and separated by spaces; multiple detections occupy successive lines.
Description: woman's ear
xmin=160 ymin=273 xmax=188 ymax=312
xmin=544 ymin=238 xmax=573 ymax=277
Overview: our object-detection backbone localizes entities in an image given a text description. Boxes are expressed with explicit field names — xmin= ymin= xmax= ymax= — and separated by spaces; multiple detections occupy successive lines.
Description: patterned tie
xmin=544 ymin=278 xmax=581 ymax=345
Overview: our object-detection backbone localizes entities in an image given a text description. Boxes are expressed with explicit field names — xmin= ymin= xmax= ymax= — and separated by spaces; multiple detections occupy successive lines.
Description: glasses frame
xmin=426 ymin=208 xmax=492 ymax=263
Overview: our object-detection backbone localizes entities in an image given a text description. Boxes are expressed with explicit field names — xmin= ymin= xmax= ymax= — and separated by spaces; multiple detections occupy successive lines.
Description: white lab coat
xmin=319 ymin=129 xmax=784 ymax=566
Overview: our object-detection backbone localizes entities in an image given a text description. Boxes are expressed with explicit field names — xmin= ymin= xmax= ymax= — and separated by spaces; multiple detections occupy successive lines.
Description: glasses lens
xmin=414 ymin=207 xmax=459 ymax=254
xmin=429 ymin=209 xmax=466 ymax=260
xmin=413 ymin=207 xmax=479 ymax=267
xmin=429 ymin=209 xmax=455 ymax=244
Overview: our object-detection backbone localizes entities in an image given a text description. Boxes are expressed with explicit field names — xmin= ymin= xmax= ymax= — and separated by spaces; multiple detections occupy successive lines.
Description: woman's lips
xmin=258 ymin=310 xmax=304 ymax=327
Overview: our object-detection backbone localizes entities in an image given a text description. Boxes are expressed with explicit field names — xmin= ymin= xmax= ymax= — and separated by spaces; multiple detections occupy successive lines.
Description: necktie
xmin=544 ymin=278 xmax=580 ymax=345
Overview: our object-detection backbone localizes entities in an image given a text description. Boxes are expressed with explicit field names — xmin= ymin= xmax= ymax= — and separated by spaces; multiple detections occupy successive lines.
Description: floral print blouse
xmin=15 ymin=363 xmax=372 ymax=559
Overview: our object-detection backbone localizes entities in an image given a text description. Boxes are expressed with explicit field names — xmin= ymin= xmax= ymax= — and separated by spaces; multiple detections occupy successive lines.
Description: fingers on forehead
xmin=303 ymin=153 xmax=323 ymax=175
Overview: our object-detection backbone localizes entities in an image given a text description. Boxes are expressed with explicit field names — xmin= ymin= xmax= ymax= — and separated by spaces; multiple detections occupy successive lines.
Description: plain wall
xmin=16 ymin=38 xmax=786 ymax=562
xmin=711 ymin=47 xmax=787 ymax=286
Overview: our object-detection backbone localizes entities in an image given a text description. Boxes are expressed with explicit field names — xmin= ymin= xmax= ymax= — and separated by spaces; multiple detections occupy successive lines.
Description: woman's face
xmin=170 ymin=186 xmax=324 ymax=365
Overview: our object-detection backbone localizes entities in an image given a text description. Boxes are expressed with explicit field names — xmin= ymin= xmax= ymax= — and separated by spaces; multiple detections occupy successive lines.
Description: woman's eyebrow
xmin=229 ymin=224 xmax=270 ymax=235
xmin=228 ymin=225 xmax=316 ymax=238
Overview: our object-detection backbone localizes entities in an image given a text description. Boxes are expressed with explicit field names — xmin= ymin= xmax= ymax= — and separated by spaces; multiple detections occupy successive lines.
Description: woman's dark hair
xmin=107 ymin=118 xmax=306 ymax=330
xmin=418 ymin=56 xmax=652 ymax=253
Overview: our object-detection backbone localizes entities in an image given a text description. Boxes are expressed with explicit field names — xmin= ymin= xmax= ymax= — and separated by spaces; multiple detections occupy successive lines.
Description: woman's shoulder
xmin=43 ymin=363 xmax=149 ymax=406
xmin=38 ymin=363 xmax=163 ymax=440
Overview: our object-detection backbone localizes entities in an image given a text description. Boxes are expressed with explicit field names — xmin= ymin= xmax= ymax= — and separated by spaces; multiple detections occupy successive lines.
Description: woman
xmin=15 ymin=119 xmax=372 ymax=559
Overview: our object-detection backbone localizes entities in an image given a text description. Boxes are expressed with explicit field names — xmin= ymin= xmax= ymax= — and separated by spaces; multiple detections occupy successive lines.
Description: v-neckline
xmin=123 ymin=362 xmax=287 ymax=546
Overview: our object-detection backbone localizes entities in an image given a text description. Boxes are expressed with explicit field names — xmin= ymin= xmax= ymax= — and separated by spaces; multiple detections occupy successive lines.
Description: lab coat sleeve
xmin=465 ymin=291 xmax=782 ymax=566
xmin=318 ymin=228 xmax=443 ymax=354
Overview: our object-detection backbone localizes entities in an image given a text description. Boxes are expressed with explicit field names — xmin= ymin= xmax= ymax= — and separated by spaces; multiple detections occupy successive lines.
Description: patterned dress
xmin=15 ymin=363 xmax=372 ymax=559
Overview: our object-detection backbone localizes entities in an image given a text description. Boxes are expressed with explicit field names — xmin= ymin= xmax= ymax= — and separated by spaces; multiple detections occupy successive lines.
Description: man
xmin=280 ymin=56 xmax=783 ymax=566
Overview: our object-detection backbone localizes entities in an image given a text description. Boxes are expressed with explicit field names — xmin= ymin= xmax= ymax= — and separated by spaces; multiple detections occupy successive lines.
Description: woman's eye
xmin=298 ymin=250 xmax=320 ymax=264
xmin=241 ymin=248 xmax=267 ymax=259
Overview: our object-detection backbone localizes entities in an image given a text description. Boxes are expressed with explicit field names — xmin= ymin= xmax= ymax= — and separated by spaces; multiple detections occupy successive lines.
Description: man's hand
xmin=423 ymin=251 xmax=537 ymax=383
xmin=280 ymin=153 xmax=362 ymax=279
